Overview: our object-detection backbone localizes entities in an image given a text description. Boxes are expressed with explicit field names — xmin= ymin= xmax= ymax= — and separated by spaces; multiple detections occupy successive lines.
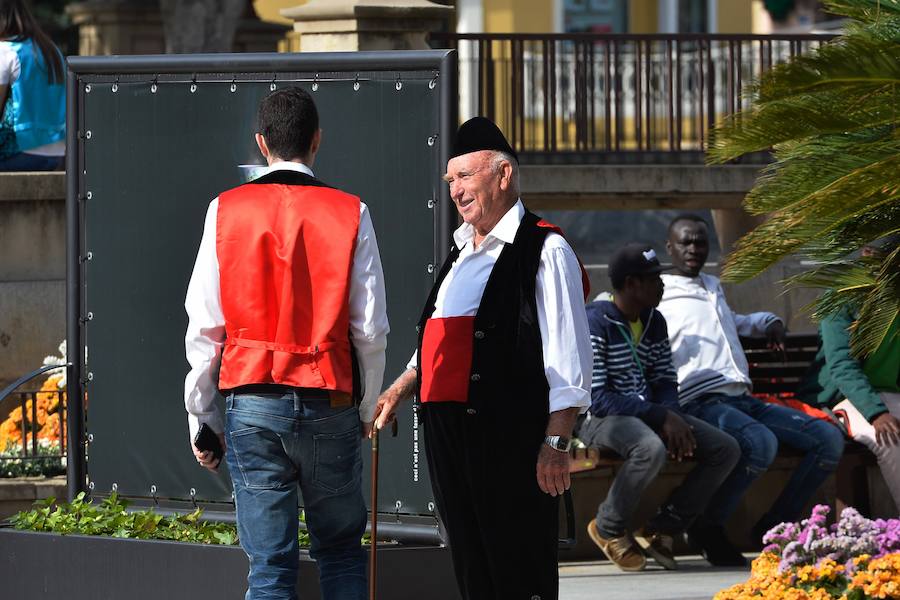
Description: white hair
xmin=489 ymin=151 xmax=519 ymax=197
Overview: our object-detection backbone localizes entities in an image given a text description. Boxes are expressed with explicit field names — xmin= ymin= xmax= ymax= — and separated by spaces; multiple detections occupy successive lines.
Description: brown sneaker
xmin=586 ymin=519 xmax=646 ymax=572
xmin=634 ymin=528 xmax=678 ymax=570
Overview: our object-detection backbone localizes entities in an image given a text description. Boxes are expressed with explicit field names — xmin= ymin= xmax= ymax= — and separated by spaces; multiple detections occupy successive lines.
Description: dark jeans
xmin=683 ymin=393 xmax=845 ymax=529
xmin=225 ymin=391 xmax=367 ymax=600
xmin=0 ymin=152 xmax=64 ymax=171
xmin=578 ymin=413 xmax=741 ymax=538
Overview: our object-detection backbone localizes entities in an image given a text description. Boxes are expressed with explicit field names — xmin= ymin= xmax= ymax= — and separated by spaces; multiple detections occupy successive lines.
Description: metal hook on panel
xmin=88 ymin=480 xmax=95 ymax=491
xmin=112 ymin=76 xmax=119 ymax=93
xmin=429 ymin=72 xmax=438 ymax=90
xmin=312 ymin=73 xmax=319 ymax=92
xmin=270 ymin=74 xmax=277 ymax=92
xmin=86 ymin=433 xmax=94 ymax=445
xmin=84 ymin=83 xmax=91 ymax=93
xmin=427 ymin=502 xmax=435 ymax=513
xmin=395 ymin=73 xmax=403 ymax=91
xmin=427 ymin=134 xmax=438 ymax=147
xmin=150 ymin=484 xmax=158 ymax=506
xmin=394 ymin=500 xmax=402 ymax=522
xmin=189 ymin=487 xmax=197 ymax=507
xmin=111 ymin=482 xmax=118 ymax=493
xmin=353 ymin=73 xmax=360 ymax=92
xmin=151 ymin=76 xmax=158 ymax=94
xmin=190 ymin=74 xmax=198 ymax=94
xmin=230 ymin=77 xmax=237 ymax=93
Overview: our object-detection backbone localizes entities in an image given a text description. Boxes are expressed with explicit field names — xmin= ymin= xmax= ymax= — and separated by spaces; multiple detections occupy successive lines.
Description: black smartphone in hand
xmin=193 ymin=423 xmax=224 ymax=464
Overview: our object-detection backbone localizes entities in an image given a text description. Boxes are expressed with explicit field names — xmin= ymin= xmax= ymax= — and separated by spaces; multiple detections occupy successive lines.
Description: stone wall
xmin=0 ymin=173 xmax=66 ymax=392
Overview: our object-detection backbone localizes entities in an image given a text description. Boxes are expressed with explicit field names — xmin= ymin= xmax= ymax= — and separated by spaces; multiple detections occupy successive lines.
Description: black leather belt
xmin=229 ymin=384 xmax=330 ymax=399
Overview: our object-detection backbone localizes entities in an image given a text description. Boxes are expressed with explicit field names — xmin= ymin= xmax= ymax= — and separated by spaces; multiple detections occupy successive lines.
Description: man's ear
xmin=665 ymin=238 xmax=673 ymax=256
xmin=309 ymin=128 xmax=322 ymax=156
xmin=498 ymin=159 xmax=513 ymax=191
xmin=255 ymin=133 xmax=270 ymax=161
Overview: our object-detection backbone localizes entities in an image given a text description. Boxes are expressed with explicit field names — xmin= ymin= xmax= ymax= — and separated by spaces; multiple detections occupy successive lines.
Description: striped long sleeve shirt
xmin=585 ymin=300 xmax=680 ymax=429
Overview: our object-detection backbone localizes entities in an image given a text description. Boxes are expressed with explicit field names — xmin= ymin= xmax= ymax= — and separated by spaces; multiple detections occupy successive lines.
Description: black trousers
xmin=422 ymin=402 xmax=559 ymax=600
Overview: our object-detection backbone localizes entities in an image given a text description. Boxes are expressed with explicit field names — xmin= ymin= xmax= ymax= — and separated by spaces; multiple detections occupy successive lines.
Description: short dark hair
xmin=667 ymin=213 xmax=708 ymax=236
xmin=256 ymin=87 xmax=319 ymax=161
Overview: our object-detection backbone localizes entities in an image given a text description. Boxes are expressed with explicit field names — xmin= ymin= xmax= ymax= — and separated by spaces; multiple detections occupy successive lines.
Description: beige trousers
xmin=834 ymin=392 xmax=900 ymax=512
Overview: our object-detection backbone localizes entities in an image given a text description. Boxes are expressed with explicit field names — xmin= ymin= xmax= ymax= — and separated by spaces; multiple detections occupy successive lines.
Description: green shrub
xmin=8 ymin=492 xmax=313 ymax=547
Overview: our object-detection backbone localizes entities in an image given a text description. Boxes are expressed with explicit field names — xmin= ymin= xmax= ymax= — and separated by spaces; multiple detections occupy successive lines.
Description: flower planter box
xmin=0 ymin=528 xmax=459 ymax=600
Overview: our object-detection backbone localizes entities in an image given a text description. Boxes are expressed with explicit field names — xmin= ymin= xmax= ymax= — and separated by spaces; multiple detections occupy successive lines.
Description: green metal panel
xmin=77 ymin=59 xmax=453 ymax=518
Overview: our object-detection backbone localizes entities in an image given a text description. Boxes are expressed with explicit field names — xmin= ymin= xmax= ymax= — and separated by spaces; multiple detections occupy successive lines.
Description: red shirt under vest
xmin=215 ymin=177 xmax=360 ymax=393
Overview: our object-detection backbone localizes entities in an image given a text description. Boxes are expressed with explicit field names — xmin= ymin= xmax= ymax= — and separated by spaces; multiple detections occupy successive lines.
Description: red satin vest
xmin=215 ymin=175 xmax=360 ymax=393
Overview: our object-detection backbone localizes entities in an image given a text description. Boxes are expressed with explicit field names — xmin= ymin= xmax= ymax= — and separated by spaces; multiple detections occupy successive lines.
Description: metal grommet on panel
xmin=427 ymin=502 xmax=435 ymax=512
xmin=84 ymin=84 xmax=91 ymax=93
xmin=150 ymin=484 xmax=158 ymax=505
xmin=112 ymin=78 xmax=119 ymax=93
xmin=111 ymin=482 xmax=118 ymax=492
xmin=85 ymin=130 xmax=92 ymax=140
xmin=466 ymin=408 xmax=476 ymax=415
xmin=426 ymin=263 xmax=435 ymax=274
xmin=427 ymin=198 xmax=435 ymax=209
xmin=353 ymin=74 xmax=360 ymax=92
xmin=230 ymin=77 xmax=237 ymax=93
xmin=270 ymin=74 xmax=277 ymax=92
xmin=470 ymin=373 xmax=481 ymax=382
xmin=312 ymin=74 xmax=319 ymax=92
xmin=86 ymin=191 xmax=93 ymax=200
xmin=190 ymin=75 xmax=198 ymax=93
xmin=429 ymin=74 xmax=438 ymax=90
xmin=87 ymin=433 xmax=94 ymax=444
xmin=427 ymin=135 xmax=436 ymax=147
xmin=150 ymin=76 xmax=158 ymax=94
xmin=88 ymin=480 xmax=95 ymax=491
xmin=395 ymin=74 xmax=403 ymax=91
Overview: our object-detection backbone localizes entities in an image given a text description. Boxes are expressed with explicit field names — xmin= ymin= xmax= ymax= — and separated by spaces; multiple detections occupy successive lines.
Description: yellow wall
xmin=254 ymin=0 xmax=303 ymax=25
xmin=717 ymin=0 xmax=754 ymax=33
xmin=483 ymin=0 xmax=554 ymax=32
xmin=628 ymin=0 xmax=659 ymax=33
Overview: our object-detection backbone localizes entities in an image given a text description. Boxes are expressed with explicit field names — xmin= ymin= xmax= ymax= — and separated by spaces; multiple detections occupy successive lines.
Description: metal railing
xmin=0 ymin=389 xmax=67 ymax=477
xmin=430 ymin=33 xmax=835 ymax=161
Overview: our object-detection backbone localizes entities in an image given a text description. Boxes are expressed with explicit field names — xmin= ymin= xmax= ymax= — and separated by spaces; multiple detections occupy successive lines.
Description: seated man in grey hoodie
xmin=581 ymin=243 xmax=740 ymax=571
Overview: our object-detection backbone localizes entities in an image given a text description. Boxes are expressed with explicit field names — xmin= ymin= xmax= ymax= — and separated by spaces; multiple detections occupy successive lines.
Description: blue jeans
xmin=0 ymin=152 xmax=64 ymax=171
xmin=684 ymin=393 xmax=844 ymax=529
xmin=225 ymin=391 xmax=367 ymax=600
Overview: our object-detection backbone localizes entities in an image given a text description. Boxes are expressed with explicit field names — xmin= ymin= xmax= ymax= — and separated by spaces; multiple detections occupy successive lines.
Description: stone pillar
xmin=67 ymin=0 xmax=289 ymax=56
xmin=710 ymin=207 xmax=765 ymax=257
xmin=67 ymin=1 xmax=165 ymax=56
xmin=281 ymin=0 xmax=454 ymax=53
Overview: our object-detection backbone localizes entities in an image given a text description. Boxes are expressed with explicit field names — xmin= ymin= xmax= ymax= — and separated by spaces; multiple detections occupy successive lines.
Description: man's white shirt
xmin=658 ymin=272 xmax=781 ymax=404
xmin=407 ymin=200 xmax=592 ymax=413
xmin=183 ymin=161 xmax=389 ymax=440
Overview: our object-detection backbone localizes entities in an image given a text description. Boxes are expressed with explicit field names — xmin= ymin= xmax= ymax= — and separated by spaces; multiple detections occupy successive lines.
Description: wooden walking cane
xmin=369 ymin=427 xmax=379 ymax=600
xmin=369 ymin=417 xmax=398 ymax=600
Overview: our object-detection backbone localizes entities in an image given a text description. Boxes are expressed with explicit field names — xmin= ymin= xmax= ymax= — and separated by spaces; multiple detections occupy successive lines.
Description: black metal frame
xmin=64 ymin=50 xmax=458 ymax=509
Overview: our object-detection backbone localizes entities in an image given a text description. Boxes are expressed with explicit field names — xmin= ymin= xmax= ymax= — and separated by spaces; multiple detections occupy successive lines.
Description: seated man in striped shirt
xmin=581 ymin=243 xmax=740 ymax=572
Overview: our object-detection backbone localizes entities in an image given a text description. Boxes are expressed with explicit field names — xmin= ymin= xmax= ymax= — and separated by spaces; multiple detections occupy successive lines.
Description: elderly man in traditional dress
xmin=373 ymin=117 xmax=592 ymax=600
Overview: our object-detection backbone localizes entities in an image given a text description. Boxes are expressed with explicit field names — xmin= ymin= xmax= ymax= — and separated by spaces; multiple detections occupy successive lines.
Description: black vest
xmin=416 ymin=210 xmax=551 ymax=430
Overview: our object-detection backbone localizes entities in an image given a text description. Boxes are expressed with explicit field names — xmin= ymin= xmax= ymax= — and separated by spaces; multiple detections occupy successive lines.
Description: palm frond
xmin=850 ymin=243 xmax=900 ymax=357
xmin=825 ymin=0 xmax=900 ymax=22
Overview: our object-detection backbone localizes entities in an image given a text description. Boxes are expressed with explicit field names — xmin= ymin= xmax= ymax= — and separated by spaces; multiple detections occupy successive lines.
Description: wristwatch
xmin=544 ymin=435 xmax=571 ymax=453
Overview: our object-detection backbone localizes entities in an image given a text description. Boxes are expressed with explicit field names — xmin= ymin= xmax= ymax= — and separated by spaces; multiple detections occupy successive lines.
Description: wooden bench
xmin=563 ymin=333 xmax=879 ymax=557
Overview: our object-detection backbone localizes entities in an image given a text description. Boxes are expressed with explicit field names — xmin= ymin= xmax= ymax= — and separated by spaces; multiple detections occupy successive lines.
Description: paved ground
xmin=558 ymin=556 xmax=752 ymax=600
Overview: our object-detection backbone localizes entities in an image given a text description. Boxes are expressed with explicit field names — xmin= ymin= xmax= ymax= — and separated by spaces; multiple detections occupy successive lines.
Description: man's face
xmin=444 ymin=151 xmax=511 ymax=233
xmin=667 ymin=221 xmax=709 ymax=277
xmin=627 ymin=273 xmax=665 ymax=310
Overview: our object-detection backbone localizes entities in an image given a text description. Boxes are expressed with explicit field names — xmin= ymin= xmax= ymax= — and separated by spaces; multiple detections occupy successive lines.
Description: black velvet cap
xmin=450 ymin=117 xmax=518 ymax=163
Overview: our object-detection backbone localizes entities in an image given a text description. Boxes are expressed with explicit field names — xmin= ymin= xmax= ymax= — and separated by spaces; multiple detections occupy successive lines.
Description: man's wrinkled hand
xmin=536 ymin=444 xmax=570 ymax=497
xmin=873 ymin=413 xmax=900 ymax=446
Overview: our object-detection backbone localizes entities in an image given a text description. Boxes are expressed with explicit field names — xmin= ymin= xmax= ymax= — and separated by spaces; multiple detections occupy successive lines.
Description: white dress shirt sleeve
xmin=536 ymin=234 xmax=592 ymax=413
xmin=350 ymin=203 xmax=390 ymax=423
xmin=184 ymin=199 xmax=226 ymax=441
